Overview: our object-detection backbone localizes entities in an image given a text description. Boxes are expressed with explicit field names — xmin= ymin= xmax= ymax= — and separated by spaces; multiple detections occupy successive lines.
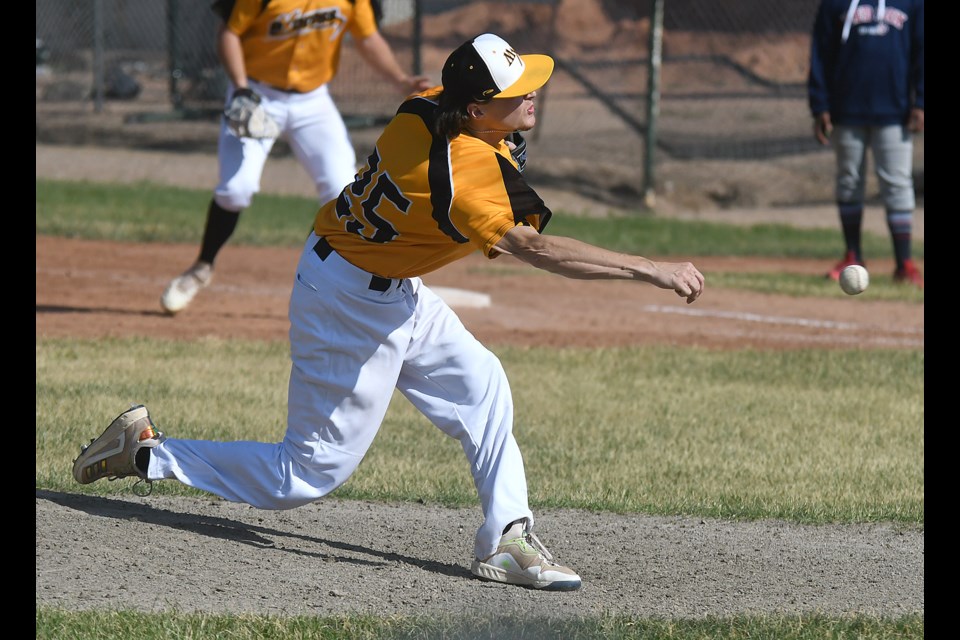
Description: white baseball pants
xmin=213 ymin=79 xmax=358 ymax=212
xmin=149 ymin=232 xmax=533 ymax=560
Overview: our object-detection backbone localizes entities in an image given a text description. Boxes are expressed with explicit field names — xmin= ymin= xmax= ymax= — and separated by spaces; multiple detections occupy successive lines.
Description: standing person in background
xmin=74 ymin=33 xmax=705 ymax=591
xmin=808 ymin=0 xmax=924 ymax=288
xmin=160 ymin=0 xmax=432 ymax=314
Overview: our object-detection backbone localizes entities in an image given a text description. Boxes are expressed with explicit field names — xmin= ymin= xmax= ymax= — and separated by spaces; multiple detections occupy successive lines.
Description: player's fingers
xmin=681 ymin=268 xmax=704 ymax=304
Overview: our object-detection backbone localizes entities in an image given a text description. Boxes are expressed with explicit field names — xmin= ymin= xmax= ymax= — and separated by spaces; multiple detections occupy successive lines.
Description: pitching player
xmin=74 ymin=33 xmax=705 ymax=591
xmin=160 ymin=0 xmax=432 ymax=314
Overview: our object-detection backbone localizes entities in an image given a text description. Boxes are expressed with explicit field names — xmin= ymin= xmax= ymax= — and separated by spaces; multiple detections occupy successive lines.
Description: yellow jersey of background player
xmin=220 ymin=0 xmax=378 ymax=92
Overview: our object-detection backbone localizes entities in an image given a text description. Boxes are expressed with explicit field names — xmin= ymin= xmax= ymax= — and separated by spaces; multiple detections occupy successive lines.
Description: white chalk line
xmin=642 ymin=304 xmax=923 ymax=336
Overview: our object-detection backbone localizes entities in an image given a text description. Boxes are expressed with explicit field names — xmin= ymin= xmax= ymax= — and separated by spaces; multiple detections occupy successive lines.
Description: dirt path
xmin=36 ymin=491 xmax=923 ymax=619
xmin=35 ymin=144 xmax=924 ymax=619
xmin=37 ymin=236 xmax=923 ymax=350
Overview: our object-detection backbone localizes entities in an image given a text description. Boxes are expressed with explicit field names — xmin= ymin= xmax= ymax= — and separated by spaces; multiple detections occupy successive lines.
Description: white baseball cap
xmin=441 ymin=33 xmax=554 ymax=102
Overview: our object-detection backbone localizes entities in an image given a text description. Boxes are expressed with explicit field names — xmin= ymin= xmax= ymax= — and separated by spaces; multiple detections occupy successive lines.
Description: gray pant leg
xmin=833 ymin=125 xmax=868 ymax=204
xmin=870 ymin=124 xmax=915 ymax=212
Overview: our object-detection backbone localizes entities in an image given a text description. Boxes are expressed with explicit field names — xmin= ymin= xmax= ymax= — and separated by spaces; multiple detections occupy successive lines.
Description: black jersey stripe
xmin=495 ymin=154 xmax=553 ymax=233
xmin=428 ymin=139 xmax=467 ymax=243
xmin=397 ymin=97 xmax=468 ymax=243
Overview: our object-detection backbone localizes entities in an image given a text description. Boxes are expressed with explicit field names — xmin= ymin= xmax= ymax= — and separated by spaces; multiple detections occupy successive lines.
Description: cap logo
xmin=483 ymin=89 xmax=495 ymax=96
xmin=503 ymin=48 xmax=519 ymax=66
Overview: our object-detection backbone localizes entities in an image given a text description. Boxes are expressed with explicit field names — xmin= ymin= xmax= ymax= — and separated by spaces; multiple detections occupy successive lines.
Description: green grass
xmin=35 ymin=608 xmax=924 ymax=640
xmin=37 ymin=339 xmax=924 ymax=525
xmin=35 ymin=178 xmax=923 ymax=261
xmin=35 ymin=179 xmax=318 ymax=245
xmin=707 ymin=270 xmax=924 ymax=302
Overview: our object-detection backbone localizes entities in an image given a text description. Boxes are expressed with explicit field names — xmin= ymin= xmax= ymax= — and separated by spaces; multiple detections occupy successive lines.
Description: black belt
xmin=251 ymin=78 xmax=305 ymax=94
xmin=312 ymin=237 xmax=397 ymax=292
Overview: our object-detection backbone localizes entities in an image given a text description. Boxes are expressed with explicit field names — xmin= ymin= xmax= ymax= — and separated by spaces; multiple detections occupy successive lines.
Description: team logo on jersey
xmin=267 ymin=7 xmax=347 ymax=41
xmin=845 ymin=5 xmax=908 ymax=37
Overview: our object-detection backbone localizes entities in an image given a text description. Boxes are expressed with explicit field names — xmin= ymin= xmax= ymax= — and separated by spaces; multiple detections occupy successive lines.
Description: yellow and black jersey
xmin=213 ymin=0 xmax=378 ymax=93
xmin=314 ymin=87 xmax=553 ymax=279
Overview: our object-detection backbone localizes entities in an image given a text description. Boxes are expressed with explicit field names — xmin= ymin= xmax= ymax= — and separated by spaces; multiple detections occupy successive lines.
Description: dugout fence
xmin=38 ymin=1 xmax=887 ymax=204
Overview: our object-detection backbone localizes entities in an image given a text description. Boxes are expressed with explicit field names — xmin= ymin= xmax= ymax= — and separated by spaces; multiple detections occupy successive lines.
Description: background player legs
xmin=870 ymin=124 xmax=921 ymax=284
xmin=284 ymin=84 xmax=358 ymax=205
xmin=826 ymin=125 xmax=869 ymax=279
xmin=160 ymin=121 xmax=275 ymax=314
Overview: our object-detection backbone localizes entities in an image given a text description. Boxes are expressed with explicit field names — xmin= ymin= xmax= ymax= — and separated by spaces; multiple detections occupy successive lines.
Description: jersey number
xmin=335 ymin=148 xmax=410 ymax=244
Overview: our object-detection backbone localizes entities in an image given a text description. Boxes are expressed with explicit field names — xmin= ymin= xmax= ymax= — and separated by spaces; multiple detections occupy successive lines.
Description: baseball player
xmin=74 ymin=33 xmax=705 ymax=591
xmin=808 ymin=0 xmax=924 ymax=287
xmin=160 ymin=0 xmax=432 ymax=314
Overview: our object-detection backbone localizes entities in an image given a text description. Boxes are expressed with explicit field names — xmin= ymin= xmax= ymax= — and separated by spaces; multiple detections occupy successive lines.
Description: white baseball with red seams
xmin=839 ymin=264 xmax=869 ymax=295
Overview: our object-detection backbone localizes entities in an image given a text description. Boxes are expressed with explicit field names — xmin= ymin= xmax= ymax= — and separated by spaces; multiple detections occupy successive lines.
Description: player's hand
xmin=908 ymin=108 xmax=924 ymax=133
xmin=813 ymin=112 xmax=832 ymax=145
xmin=396 ymin=74 xmax=433 ymax=95
xmin=651 ymin=261 xmax=705 ymax=304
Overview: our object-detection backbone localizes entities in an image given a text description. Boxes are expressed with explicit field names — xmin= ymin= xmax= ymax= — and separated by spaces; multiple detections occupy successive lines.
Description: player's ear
xmin=467 ymin=103 xmax=485 ymax=119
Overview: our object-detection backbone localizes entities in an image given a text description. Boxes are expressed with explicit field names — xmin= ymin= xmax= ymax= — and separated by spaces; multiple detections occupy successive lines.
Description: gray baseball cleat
xmin=471 ymin=519 xmax=582 ymax=591
xmin=72 ymin=405 xmax=165 ymax=492
xmin=160 ymin=260 xmax=213 ymax=315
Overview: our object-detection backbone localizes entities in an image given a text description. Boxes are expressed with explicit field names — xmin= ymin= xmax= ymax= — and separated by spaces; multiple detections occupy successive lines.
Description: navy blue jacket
xmin=808 ymin=0 xmax=924 ymax=126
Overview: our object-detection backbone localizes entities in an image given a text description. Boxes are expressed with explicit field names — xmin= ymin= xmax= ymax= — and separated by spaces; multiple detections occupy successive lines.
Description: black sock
xmin=838 ymin=202 xmax=863 ymax=262
xmin=198 ymin=199 xmax=241 ymax=265
xmin=135 ymin=447 xmax=151 ymax=474
xmin=886 ymin=210 xmax=913 ymax=270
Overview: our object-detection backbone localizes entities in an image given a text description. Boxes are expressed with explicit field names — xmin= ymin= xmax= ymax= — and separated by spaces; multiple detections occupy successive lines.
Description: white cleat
xmin=72 ymin=404 xmax=165 ymax=491
xmin=160 ymin=261 xmax=213 ymax=315
xmin=471 ymin=519 xmax=582 ymax=591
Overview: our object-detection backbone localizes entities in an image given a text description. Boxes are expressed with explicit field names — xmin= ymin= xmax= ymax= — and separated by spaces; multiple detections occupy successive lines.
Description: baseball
xmin=839 ymin=264 xmax=869 ymax=295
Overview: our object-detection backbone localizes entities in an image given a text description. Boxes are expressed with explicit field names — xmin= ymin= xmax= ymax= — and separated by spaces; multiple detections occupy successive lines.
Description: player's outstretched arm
xmin=494 ymin=225 xmax=704 ymax=304
xmin=353 ymin=31 xmax=433 ymax=95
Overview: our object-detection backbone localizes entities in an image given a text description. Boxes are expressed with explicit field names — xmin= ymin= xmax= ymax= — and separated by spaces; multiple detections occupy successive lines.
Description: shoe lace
xmin=131 ymin=478 xmax=154 ymax=497
xmin=104 ymin=475 xmax=153 ymax=496
xmin=522 ymin=528 xmax=555 ymax=563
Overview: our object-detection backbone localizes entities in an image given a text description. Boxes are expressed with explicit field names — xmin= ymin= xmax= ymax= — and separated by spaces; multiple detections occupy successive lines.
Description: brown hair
xmin=433 ymin=90 xmax=488 ymax=139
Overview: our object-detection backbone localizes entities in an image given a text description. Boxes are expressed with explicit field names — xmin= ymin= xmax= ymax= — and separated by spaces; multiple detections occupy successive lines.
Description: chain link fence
xmin=36 ymin=1 xmax=920 ymax=205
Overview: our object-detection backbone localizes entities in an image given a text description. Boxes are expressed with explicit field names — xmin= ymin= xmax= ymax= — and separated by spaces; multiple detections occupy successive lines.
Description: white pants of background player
xmin=148 ymin=232 xmax=533 ymax=561
xmin=214 ymin=79 xmax=358 ymax=211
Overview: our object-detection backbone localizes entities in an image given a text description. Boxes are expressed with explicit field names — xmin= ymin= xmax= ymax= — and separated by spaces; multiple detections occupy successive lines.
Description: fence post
xmin=642 ymin=0 xmax=664 ymax=209
xmin=413 ymin=0 xmax=422 ymax=75
xmin=168 ymin=0 xmax=183 ymax=110
xmin=92 ymin=0 xmax=104 ymax=113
